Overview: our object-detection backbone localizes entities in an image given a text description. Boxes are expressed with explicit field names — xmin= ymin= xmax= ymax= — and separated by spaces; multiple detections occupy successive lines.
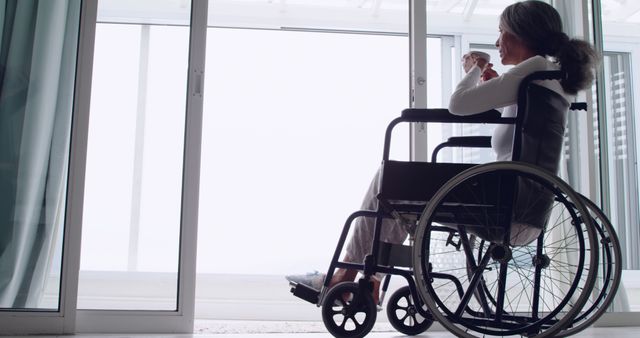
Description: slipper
xmin=285 ymin=271 xmax=326 ymax=290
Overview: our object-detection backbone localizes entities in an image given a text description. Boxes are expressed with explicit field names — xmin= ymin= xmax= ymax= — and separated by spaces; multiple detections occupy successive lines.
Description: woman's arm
xmin=448 ymin=56 xmax=554 ymax=116
xmin=448 ymin=67 xmax=520 ymax=115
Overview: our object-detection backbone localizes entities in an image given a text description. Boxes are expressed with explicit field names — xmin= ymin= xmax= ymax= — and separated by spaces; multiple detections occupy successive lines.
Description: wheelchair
xmin=289 ymin=71 xmax=622 ymax=338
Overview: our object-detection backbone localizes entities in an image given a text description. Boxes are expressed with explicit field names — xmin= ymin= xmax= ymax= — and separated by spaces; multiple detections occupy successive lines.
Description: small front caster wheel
xmin=386 ymin=286 xmax=434 ymax=335
xmin=321 ymin=282 xmax=377 ymax=338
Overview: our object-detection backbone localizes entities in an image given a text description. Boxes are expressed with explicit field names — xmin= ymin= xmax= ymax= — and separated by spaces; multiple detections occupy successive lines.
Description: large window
xmin=6 ymin=0 xmax=640 ymax=335
xmin=601 ymin=0 xmax=640 ymax=312
xmin=80 ymin=0 xmax=640 ymax=324
xmin=79 ymin=0 xmax=410 ymax=323
xmin=197 ymin=26 xmax=409 ymax=322
xmin=30 ymin=0 xmax=640 ymax=333
xmin=80 ymin=2 xmax=192 ymax=311
xmin=602 ymin=52 xmax=639 ymax=270
xmin=199 ymin=29 xmax=408 ymax=276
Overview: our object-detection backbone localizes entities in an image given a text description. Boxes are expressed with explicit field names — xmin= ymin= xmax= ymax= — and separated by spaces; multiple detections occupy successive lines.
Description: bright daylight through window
xmin=76 ymin=0 xmax=640 ymax=327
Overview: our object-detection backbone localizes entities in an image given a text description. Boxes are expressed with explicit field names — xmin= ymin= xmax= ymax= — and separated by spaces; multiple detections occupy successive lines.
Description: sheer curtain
xmin=0 ymin=0 xmax=80 ymax=308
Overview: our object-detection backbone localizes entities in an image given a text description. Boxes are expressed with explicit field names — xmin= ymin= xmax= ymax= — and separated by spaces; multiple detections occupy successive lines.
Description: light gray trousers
xmin=344 ymin=169 xmax=409 ymax=265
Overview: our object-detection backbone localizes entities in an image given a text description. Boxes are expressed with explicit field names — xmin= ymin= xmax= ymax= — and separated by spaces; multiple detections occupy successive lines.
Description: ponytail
xmin=549 ymin=33 xmax=600 ymax=95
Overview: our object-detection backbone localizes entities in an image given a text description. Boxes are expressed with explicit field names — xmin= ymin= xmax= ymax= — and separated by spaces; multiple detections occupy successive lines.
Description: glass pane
xmin=0 ymin=0 xmax=81 ymax=311
xmin=79 ymin=1 xmax=191 ymax=310
xmin=602 ymin=52 xmax=638 ymax=271
xmin=196 ymin=3 xmax=408 ymax=321
xmin=424 ymin=1 xmax=519 ymax=164
xmin=601 ymin=0 xmax=640 ymax=312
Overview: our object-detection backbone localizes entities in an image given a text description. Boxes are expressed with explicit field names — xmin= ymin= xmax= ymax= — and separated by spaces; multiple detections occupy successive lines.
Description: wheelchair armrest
xmin=401 ymin=104 xmax=584 ymax=121
xmin=431 ymin=136 xmax=492 ymax=163
xmin=444 ymin=136 xmax=492 ymax=147
xmin=383 ymin=109 xmax=509 ymax=161
xmin=400 ymin=108 xmax=506 ymax=123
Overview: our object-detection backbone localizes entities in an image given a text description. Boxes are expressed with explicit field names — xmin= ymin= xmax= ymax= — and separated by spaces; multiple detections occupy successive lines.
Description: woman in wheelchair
xmin=288 ymin=1 xmax=613 ymax=337
xmin=290 ymin=0 xmax=599 ymax=300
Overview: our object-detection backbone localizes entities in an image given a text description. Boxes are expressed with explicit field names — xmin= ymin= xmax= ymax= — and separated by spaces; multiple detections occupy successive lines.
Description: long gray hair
xmin=500 ymin=0 xmax=599 ymax=94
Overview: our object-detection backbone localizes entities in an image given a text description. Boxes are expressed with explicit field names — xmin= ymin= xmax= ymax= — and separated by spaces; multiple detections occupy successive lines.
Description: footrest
xmin=289 ymin=282 xmax=320 ymax=305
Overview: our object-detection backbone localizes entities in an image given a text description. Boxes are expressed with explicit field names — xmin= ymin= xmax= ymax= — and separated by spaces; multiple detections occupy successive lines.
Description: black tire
xmin=386 ymin=286 xmax=433 ymax=335
xmin=413 ymin=161 xmax=598 ymax=338
xmin=321 ymin=282 xmax=377 ymax=338
xmin=557 ymin=195 xmax=623 ymax=337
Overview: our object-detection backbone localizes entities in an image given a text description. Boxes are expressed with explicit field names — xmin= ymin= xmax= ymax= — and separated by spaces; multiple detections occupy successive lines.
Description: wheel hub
xmin=490 ymin=244 xmax=512 ymax=263
xmin=533 ymin=254 xmax=551 ymax=268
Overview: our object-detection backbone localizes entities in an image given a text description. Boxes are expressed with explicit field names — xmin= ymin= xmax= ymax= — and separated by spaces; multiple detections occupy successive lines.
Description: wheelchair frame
xmin=289 ymin=71 xmax=621 ymax=338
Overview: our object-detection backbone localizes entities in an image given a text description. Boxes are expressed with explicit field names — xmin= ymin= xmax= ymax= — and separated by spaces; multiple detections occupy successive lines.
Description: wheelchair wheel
xmin=321 ymin=282 xmax=377 ymax=338
xmin=386 ymin=285 xmax=434 ymax=335
xmin=413 ymin=161 xmax=598 ymax=337
xmin=556 ymin=195 xmax=623 ymax=337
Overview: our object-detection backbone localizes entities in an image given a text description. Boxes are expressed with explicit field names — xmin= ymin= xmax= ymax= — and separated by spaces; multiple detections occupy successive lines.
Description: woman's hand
xmin=474 ymin=55 xmax=489 ymax=70
xmin=480 ymin=63 xmax=499 ymax=82
xmin=462 ymin=53 xmax=489 ymax=73
xmin=462 ymin=52 xmax=499 ymax=81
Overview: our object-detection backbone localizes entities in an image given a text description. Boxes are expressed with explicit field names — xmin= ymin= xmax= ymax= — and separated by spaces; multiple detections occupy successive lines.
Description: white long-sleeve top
xmin=448 ymin=55 xmax=571 ymax=161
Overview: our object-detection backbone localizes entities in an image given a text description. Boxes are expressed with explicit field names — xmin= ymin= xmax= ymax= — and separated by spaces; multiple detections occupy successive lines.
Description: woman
xmin=288 ymin=0 xmax=599 ymax=303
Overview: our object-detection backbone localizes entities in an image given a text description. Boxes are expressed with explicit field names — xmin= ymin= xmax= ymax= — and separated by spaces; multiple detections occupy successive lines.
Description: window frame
xmin=0 ymin=0 xmax=97 ymax=333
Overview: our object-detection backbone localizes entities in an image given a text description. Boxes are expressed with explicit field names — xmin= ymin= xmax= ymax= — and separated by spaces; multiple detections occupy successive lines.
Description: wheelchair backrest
xmin=511 ymin=74 xmax=570 ymax=240
xmin=512 ymin=78 xmax=570 ymax=173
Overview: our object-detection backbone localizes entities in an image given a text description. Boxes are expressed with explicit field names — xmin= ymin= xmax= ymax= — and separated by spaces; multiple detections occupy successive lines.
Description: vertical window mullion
xmin=128 ymin=24 xmax=151 ymax=272
xmin=410 ymin=0 xmax=427 ymax=161
xmin=178 ymin=0 xmax=208 ymax=325
xmin=440 ymin=36 xmax=454 ymax=105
